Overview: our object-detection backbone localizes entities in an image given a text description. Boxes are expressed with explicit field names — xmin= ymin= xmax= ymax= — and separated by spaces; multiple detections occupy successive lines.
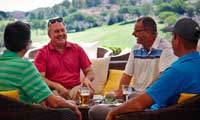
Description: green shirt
xmin=0 ymin=50 xmax=52 ymax=103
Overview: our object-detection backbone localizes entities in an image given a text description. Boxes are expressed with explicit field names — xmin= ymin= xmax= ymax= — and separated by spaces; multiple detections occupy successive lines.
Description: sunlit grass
xmin=31 ymin=22 xmax=169 ymax=49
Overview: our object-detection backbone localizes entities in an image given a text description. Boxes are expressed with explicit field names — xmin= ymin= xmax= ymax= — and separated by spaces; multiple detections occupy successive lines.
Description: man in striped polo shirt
xmin=114 ymin=16 xmax=177 ymax=98
xmin=0 ymin=21 xmax=81 ymax=120
xmin=89 ymin=16 xmax=177 ymax=120
xmin=106 ymin=17 xmax=200 ymax=120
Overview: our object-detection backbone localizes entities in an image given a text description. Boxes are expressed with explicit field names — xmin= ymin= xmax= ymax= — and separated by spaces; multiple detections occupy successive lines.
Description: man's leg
xmin=89 ymin=104 xmax=114 ymax=120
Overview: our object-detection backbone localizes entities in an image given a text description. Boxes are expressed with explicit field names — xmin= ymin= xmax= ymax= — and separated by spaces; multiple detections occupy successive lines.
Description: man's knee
xmin=89 ymin=105 xmax=111 ymax=120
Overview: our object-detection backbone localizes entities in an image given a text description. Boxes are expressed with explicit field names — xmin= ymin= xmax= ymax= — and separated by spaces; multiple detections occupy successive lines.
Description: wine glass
xmin=122 ymin=85 xmax=132 ymax=101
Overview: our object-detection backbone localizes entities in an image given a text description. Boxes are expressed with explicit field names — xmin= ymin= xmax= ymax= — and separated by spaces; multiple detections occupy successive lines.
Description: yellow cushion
xmin=100 ymin=69 xmax=134 ymax=95
xmin=0 ymin=90 xmax=19 ymax=100
xmin=177 ymin=93 xmax=197 ymax=104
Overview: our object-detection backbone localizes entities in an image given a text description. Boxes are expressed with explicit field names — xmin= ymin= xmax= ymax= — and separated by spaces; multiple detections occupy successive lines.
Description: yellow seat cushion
xmin=100 ymin=69 xmax=134 ymax=95
xmin=0 ymin=90 xmax=19 ymax=100
xmin=177 ymin=93 xmax=197 ymax=104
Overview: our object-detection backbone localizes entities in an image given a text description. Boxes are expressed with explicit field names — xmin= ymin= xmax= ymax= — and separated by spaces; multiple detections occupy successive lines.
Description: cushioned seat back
xmin=0 ymin=90 xmax=19 ymax=100
xmin=100 ymin=69 xmax=134 ymax=95
xmin=116 ymin=95 xmax=200 ymax=120
xmin=177 ymin=93 xmax=197 ymax=103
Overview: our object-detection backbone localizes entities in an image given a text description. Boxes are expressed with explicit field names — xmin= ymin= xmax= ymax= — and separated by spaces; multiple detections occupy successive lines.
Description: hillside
xmin=31 ymin=22 xmax=135 ymax=49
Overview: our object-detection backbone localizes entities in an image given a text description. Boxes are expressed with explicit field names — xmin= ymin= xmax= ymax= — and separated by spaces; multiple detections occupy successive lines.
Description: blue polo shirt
xmin=146 ymin=52 xmax=200 ymax=110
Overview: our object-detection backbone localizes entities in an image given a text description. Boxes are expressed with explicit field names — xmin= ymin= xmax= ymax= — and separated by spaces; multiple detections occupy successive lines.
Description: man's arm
xmin=115 ymin=73 xmax=132 ymax=99
xmin=40 ymin=72 xmax=70 ymax=99
xmin=106 ymin=92 xmax=154 ymax=120
xmin=82 ymin=66 xmax=95 ymax=82
xmin=41 ymin=94 xmax=82 ymax=120
xmin=82 ymin=66 xmax=95 ymax=94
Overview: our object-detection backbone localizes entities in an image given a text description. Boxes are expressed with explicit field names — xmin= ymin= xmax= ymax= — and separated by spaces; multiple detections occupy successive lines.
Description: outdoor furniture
xmin=109 ymin=52 xmax=130 ymax=70
xmin=116 ymin=95 xmax=200 ymax=120
xmin=97 ymin=46 xmax=113 ymax=58
xmin=0 ymin=94 xmax=77 ymax=120
xmin=25 ymin=46 xmax=113 ymax=60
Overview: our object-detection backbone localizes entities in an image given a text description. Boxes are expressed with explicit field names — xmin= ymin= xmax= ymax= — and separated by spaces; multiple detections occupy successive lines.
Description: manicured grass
xmin=68 ymin=23 xmax=136 ymax=49
xmin=32 ymin=23 xmax=136 ymax=49
xmin=31 ymin=21 xmax=169 ymax=49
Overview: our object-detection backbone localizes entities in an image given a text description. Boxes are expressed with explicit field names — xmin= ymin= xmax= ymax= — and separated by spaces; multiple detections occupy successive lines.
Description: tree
xmin=140 ymin=3 xmax=154 ymax=16
xmin=116 ymin=0 xmax=129 ymax=6
xmin=85 ymin=0 xmax=101 ymax=7
xmin=159 ymin=11 xmax=177 ymax=23
xmin=164 ymin=15 xmax=177 ymax=25
xmin=157 ymin=3 xmax=174 ymax=13
xmin=193 ymin=1 xmax=200 ymax=15
xmin=62 ymin=0 xmax=71 ymax=8
xmin=153 ymin=0 xmax=172 ymax=4
xmin=109 ymin=0 xmax=117 ymax=4
xmin=186 ymin=5 xmax=195 ymax=17
xmin=171 ymin=0 xmax=187 ymax=15
xmin=0 ymin=11 xmax=8 ymax=19
xmin=129 ymin=0 xmax=137 ymax=5
xmin=72 ymin=0 xmax=86 ymax=9
xmin=118 ymin=7 xmax=130 ymax=14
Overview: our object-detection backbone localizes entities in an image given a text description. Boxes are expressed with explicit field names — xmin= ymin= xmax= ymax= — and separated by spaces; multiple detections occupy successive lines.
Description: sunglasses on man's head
xmin=48 ymin=17 xmax=63 ymax=26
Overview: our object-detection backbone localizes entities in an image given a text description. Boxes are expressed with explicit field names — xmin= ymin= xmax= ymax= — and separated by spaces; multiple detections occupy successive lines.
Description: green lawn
xmin=68 ymin=23 xmax=136 ymax=49
xmin=32 ymin=22 xmax=136 ymax=49
xmin=31 ymin=22 xmax=169 ymax=50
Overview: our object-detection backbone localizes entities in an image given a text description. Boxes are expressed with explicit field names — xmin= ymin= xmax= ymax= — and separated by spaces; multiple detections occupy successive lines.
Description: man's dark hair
xmin=173 ymin=18 xmax=200 ymax=49
xmin=137 ymin=16 xmax=157 ymax=34
xmin=4 ymin=21 xmax=31 ymax=52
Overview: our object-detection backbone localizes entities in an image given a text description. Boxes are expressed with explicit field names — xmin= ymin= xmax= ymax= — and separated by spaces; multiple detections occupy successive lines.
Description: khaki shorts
xmin=53 ymin=85 xmax=81 ymax=100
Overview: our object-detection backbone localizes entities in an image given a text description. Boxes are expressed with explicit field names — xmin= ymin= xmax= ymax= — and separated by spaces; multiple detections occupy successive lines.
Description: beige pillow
xmin=90 ymin=56 xmax=111 ymax=94
xmin=79 ymin=41 xmax=98 ymax=59
xmin=80 ymin=56 xmax=111 ymax=94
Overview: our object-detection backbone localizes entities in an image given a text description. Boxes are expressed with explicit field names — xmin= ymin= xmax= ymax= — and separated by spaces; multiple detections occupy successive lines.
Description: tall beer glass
xmin=79 ymin=87 xmax=90 ymax=106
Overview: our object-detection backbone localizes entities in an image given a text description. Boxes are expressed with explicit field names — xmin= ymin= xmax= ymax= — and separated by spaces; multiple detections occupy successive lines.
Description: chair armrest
xmin=116 ymin=95 xmax=200 ymax=120
xmin=0 ymin=94 xmax=76 ymax=120
xmin=97 ymin=46 xmax=113 ymax=58
xmin=109 ymin=52 xmax=130 ymax=70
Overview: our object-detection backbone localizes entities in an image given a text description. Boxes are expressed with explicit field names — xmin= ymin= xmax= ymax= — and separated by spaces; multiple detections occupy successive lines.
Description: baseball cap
xmin=173 ymin=18 xmax=200 ymax=41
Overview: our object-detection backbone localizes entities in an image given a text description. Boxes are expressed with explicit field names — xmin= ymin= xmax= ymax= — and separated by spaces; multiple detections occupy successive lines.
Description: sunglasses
xmin=48 ymin=17 xmax=63 ymax=27
xmin=134 ymin=29 xmax=146 ymax=33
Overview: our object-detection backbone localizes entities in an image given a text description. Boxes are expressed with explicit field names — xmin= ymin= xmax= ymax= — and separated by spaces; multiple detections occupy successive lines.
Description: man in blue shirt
xmin=105 ymin=18 xmax=200 ymax=120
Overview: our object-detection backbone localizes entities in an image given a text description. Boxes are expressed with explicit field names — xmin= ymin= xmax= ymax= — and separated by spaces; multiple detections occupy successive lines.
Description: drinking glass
xmin=79 ymin=87 xmax=90 ymax=106
xmin=122 ymin=85 xmax=132 ymax=101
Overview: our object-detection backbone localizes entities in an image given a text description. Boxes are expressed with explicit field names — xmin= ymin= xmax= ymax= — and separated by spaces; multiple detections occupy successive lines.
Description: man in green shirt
xmin=0 ymin=21 xmax=81 ymax=120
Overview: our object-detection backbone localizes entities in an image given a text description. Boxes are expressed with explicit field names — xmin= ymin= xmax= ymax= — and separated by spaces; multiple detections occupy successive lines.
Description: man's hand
xmin=55 ymin=83 xmax=70 ymax=99
xmin=114 ymin=89 xmax=123 ymax=99
xmin=66 ymin=100 xmax=82 ymax=120
xmin=82 ymin=77 xmax=95 ymax=98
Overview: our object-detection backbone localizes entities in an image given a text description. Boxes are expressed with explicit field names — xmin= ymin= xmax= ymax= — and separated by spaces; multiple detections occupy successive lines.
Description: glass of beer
xmin=79 ymin=87 xmax=90 ymax=106
xmin=122 ymin=85 xmax=132 ymax=101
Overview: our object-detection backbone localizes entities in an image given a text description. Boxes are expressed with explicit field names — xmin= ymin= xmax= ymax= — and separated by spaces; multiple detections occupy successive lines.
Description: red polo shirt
xmin=34 ymin=41 xmax=91 ymax=89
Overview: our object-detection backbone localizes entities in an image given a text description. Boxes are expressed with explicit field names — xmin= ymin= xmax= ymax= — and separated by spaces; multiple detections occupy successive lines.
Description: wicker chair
xmin=116 ymin=95 xmax=200 ymax=120
xmin=25 ymin=46 xmax=113 ymax=60
xmin=109 ymin=52 xmax=130 ymax=70
xmin=0 ymin=94 xmax=77 ymax=120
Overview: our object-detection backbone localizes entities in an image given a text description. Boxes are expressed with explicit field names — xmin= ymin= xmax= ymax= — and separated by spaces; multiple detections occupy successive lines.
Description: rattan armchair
xmin=0 ymin=94 xmax=77 ymax=120
xmin=116 ymin=95 xmax=200 ymax=120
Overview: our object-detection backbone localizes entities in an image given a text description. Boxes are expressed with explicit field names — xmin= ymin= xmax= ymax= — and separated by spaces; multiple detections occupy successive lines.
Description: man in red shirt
xmin=34 ymin=17 xmax=94 ymax=99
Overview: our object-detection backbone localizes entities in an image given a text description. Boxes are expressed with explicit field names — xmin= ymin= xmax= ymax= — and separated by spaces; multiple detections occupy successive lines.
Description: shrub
xmin=105 ymin=46 xmax=121 ymax=55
